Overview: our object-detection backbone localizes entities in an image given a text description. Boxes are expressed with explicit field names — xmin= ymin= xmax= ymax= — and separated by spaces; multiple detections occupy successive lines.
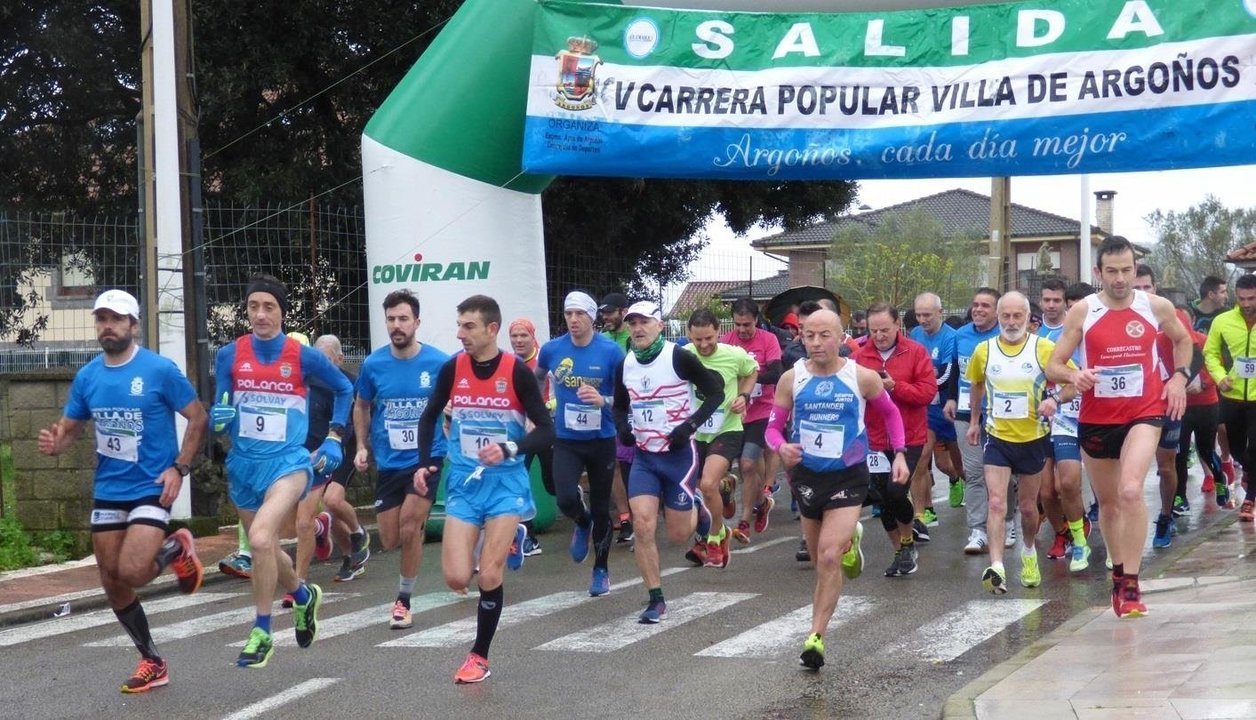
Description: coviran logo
xmin=372 ymin=253 xmax=490 ymax=284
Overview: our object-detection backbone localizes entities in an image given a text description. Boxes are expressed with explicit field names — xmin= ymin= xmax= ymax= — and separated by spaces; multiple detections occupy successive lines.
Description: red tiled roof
xmin=667 ymin=280 xmax=740 ymax=318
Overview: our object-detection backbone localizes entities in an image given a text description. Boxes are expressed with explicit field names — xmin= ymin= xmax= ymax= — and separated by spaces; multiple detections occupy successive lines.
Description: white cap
xmin=563 ymin=291 xmax=598 ymax=317
xmin=92 ymin=289 xmax=140 ymax=321
xmin=623 ymin=300 xmax=662 ymax=321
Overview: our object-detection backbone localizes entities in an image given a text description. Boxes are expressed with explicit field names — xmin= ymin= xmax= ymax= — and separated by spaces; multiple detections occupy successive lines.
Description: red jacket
xmin=853 ymin=334 xmax=936 ymax=449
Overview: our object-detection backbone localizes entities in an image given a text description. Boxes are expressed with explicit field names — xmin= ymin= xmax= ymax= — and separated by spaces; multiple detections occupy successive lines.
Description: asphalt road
xmin=0 ymin=472 xmax=1225 ymax=720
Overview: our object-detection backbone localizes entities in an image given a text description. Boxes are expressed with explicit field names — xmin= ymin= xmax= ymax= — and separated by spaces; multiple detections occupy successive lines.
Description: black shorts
xmin=90 ymin=496 xmax=170 ymax=533
xmin=1078 ymin=419 xmax=1164 ymax=460
xmin=864 ymin=446 xmax=923 ymax=506
xmin=696 ymin=432 xmax=744 ymax=465
xmin=983 ymin=436 xmax=1051 ymax=476
xmin=375 ymin=461 xmax=440 ymax=513
xmin=790 ymin=463 xmax=869 ymax=520
xmin=741 ymin=419 xmax=768 ymax=456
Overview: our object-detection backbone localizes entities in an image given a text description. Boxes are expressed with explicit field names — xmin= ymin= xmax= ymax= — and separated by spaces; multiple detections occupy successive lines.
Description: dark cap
xmin=599 ymin=292 xmax=629 ymax=311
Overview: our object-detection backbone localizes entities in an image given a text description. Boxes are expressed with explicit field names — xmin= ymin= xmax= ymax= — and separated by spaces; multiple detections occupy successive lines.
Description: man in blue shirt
xmin=38 ymin=289 xmax=208 ymax=693
xmin=909 ymin=292 xmax=965 ymax=534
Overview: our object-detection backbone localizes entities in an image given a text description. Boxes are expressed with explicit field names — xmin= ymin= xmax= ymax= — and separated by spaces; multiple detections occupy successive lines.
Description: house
xmin=715 ymin=269 xmax=792 ymax=304
xmin=1226 ymin=242 xmax=1256 ymax=273
xmin=665 ymin=279 xmax=742 ymax=319
xmin=750 ymin=188 xmax=1131 ymax=289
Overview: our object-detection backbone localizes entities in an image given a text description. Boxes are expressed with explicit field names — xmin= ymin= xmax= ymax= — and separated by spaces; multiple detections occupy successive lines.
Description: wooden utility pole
xmin=989 ymin=177 xmax=1012 ymax=291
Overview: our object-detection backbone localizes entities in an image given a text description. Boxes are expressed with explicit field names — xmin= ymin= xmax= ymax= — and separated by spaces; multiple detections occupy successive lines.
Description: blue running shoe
xmin=1086 ymin=502 xmax=1099 ymax=522
xmin=507 ymin=523 xmax=527 ymax=571
xmin=638 ymin=597 xmax=667 ymax=624
xmin=589 ymin=567 xmax=610 ymax=597
xmin=1152 ymin=513 xmax=1172 ymax=549
xmin=570 ymin=520 xmax=591 ymax=563
xmin=695 ymin=496 xmax=712 ymax=539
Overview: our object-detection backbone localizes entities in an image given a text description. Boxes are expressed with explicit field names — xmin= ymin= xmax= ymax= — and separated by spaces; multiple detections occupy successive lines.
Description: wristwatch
xmin=1175 ymin=367 xmax=1191 ymax=381
xmin=501 ymin=441 xmax=519 ymax=459
xmin=173 ymin=462 xmax=191 ymax=477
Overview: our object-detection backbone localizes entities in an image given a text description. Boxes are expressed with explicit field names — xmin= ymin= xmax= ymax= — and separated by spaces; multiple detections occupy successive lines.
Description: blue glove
xmin=210 ymin=392 xmax=236 ymax=433
xmin=312 ymin=437 xmax=343 ymax=475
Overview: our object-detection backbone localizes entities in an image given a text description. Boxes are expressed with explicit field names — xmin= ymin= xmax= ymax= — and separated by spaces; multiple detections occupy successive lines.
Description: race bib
xmin=1061 ymin=395 xmax=1081 ymax=418
xmin=958 ymin=381 xmax=972 ymax=412
xmin=564 ymin=403 xmax=599 ymax=432
xmin=992 ymin=391 xmax=1030 ymax=419
xmin=699 ymin=409 xmax=727 ymax=434
xmin=96 ymin=430 xmax=138 ymax=462
xmin=459 ymin=426 xmax=507 ymax=457
xmin=750 ymin=383 xmax=764 ymax=398
xmin=1094 ymin=364 xmax=1143 ymax=398
xmin=386 ymin=420 xmax=418 ymax=450
xmin=631 ymin=400 xmax=666 ymax=431
xmin=799 ymin=420 xmax=844 ymax=460
xmin=865 ymin=451 xmax=889 ymax=473
xmin=239 ymin=406 xmax=287 ymax=442
xmin=1236 ymin=357 xmax=1256 ymax=379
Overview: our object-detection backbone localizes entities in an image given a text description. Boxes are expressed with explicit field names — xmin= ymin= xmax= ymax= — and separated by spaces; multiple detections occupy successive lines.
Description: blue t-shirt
xmin=954 ymin=322 xmax=1000 ymax=420
xmin=66 ymin=347 xmax=198 ymax=501
xmin=909 ymin=323 xmax=957 ymax=405
xmin=356 ymin=343 xmax=450 ymax=470
xmin=537 ymin=333 xmax=625 ymax=440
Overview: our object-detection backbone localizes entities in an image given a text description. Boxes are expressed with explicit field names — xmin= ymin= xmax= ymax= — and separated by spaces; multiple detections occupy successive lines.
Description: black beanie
xmin=245 ymin=276 xmax=290 ymax=315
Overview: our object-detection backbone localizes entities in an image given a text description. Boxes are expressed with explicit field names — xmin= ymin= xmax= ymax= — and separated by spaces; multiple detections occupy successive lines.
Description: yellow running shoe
xmin=841 ymin=521 xmax=864 ymax=580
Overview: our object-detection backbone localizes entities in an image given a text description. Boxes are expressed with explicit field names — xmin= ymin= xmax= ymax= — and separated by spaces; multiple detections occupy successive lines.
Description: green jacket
xmin=1203 ymin=307 xmax=1256 ymax=402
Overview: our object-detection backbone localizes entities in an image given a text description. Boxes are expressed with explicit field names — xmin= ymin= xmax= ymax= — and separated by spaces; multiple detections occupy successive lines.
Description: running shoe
xmin=769 ymin=479 xmax=781 ymax=495
xmin=720 ymin=475 xmax=737 ymax=519
xmin=719 ymin=527 xmax=732 ymax=569
xmin=695 ymin=495 xmax=713 ymax=538
xmin=616 ymin=518 xmax=634 ymax=544
xmin=1068 ymin=542 xmax=1091 ymax=573
xmin=218 ymin=552 xmax=252 ymax=579
xmin=1218 ymin=483 xmax=1235 ymax=509
xmin=912 ymin=517 xmax=931 ymax=543
xmin=570 ymin=520 xmax=591 ymax=563
xmin=922 ymin=508 xmax=939 ymax=527
xmin=799 ymin=633 xmax=825 ymax=670
xmin=280 ymin=592 xmax=295 ymax=609
xmin=390 ymin=599 xmax=413 ymax=629
xmin=1202 ymin=473 xmax=1216 ymax=494
xmin=1086 ymin=502 xmax=1099 ymax=522
xmin=237 ymin=627 xmax=274 ymax=668
xmin=948 ymin=478 xmax=965 ymax=508
xmin=1222 ymin=459 xmax=1237 ymax=486
xmin=795 ymin=538 xmax=810 ymax=562
xmin=897 ymin=544 xmax=918 ymax=575
xmin=1047 ymin=531 xmax=1070 ymax=560
xmin=507 ymin=523 xmax=527 ymax=570
xmin=1153 ymin=513 xmax=1173 ymax=548
xmin=684 ymin=540 xmax=707 ymax=566
xmin=120 ymin=657 xmax=168 ymax=693
xmin=982 ymin=565 xmax=1007 ymax=595
xmin=293 ymin=583 xmax=321 ymax=648
xmin=1115 ymin=576 xmax=1147 ymax=619
xmin=840 ymin=521 xmax=864 ymax=580
xmin=334 ymin=556 xmax=364 ymax=582
xmin=522 ymin=535 xmax=542 ymax=557
xmin=638 ymin=597 xmax=667 ymax=624
xmin=167 ymin=528 xmax=203 ymax=595
xmin=731 ymin=520 xmax=751 ymax=545
xmin=1020 ymin=554 xmax=1041 ymax=588
xmin=1105 ymin=556 xmax=1114 ymax=571
xmin=870 ymin=504 xmax=882 ymax=518
xmin=884 ymin=550 xmax=903 ymax=577
xmin=753 ymin=496 xmax=775 ymax=534
xmin=350 ymin=532 xmax=371 ymax=569
xmin=454 ymin=652 xmax=491 ymax=684
xmin=589 ymin=567 xmax=610 ymax=597
xmin=703 ymin=539 xmax=725 ymax=568
xmin=313 ymin=511 xmax=333 ymax=562
xmin=1241 ymin=500 xmax=1255 ymax=522
xmin=1004 ymin=521 xmax=1017 ymax=549
xmin=963 ymin=529 xmax=988 ymax=555
xmin=1171 ymin=496 xmax=1190 ymax=518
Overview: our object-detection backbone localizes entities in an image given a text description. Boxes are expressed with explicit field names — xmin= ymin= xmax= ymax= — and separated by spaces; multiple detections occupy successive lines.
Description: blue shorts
xmin=1051 ymin=432 xmax=1081 ymax=463
xmin=927 ymin=405 xmax=957 ymax=443
xmin=1159 ymin=418 xmax=1182 ymax=450
xmin=628 ymin=442 xmax=700 ymax=512
xmin=444 ymin=464 xmax=535 ymax=526
xmin=226 ymin=446 xmax=312 ymax=512
xmin=983 ymin=436 xmax=1051 ymax=476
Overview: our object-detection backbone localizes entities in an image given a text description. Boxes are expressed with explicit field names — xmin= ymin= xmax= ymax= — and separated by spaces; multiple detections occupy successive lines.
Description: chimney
xmin=1094 ymin=190 xmax=1117 ymax=235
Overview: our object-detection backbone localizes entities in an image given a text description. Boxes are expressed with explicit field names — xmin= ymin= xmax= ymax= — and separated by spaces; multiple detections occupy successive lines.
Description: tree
xmin=1148 ymin=195 xmax=1256 ymax=294
xmin=827 ymin=208 xmax=984 ymax=311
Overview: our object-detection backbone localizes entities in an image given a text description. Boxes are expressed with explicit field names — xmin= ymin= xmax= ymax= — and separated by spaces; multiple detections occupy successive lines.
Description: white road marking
xmin=696 ymin=596 xmax=876 ymax=658
xmin=270 ymin=592 xmax=468 ymax=647
xmin=83 ymin=594 xmax=352 ymax=647
xmin=220 ymin=678 xmax=341 ymax=720
xmin=730 ymin=535 xmax=797 ymax=555
xmin=379 ymin=590 xmax=595 ymax=648
xmin=536 ymin=592 xmax=757 ymax=653
xmin=0 ymin=592 xmax=242 ymax=647
xmin=883 ymin=598 xmax=1046 ymax=662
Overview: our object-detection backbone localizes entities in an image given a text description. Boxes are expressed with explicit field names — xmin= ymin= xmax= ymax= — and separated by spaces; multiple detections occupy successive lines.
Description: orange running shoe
xmin=731 ymin=520 xmax=751 ymax=545
xmin=702 ymin=539 xmax=724 ymax=568
xmin=1115 ymin=576 xmax=1148 ymax=619
xmin=1240 ymin=500 xmax=1255 ymax=522
xmin=454 ymin=652 xmax=490 ymax=684
xmin=121 ymin=657 xmax=168 ymax=693
xmin=168 ymin=529 xmax=203 ymax=595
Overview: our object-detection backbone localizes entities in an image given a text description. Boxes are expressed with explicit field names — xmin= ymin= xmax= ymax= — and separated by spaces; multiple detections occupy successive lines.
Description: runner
xmin=414 ymin=294 xmax=555 ymax=684
xmin=685 ymin=308 xmax=759 ymax=568
xmin=210 ymin=274 xmax=353 ymax=667
xmin=1047 ymin=237 xmax=1192 ymax=618
xmin=722 ymin=297 xmax=784 ymax=546
xmin=37 ymin=289 xmax=207 ymax=692
xmin=535 ymin=291 xmax=626 ymax=595
xmin=353 ymin=289 xmax=450 ymax=629
xmin=600 ymin=291 xmax=636 ymax=544
xmin=908 ymin=292 xmax=965 ymax=531
xmin=612 ymin=300 xmax=724 ymax=624
xmin=853 ymin=302 xmax=935 ymax=577
xmin=965 ymin=292 xmax=1069 ymax=593
xmin=945 ymin=288 xmax=1006 ymax=554
xmin=1203 ymin=273 xmax=1256 ymax=521
xmin=766 ymin=308 xmax=909 ymax=669
xmin=1176 ymin=311 xmax=1225 ymax=510
xmin=509 ymin=316 xmax=553 ymax=557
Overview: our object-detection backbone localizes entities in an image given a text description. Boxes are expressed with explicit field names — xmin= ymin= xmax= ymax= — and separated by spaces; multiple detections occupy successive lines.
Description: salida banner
xmin=522 ymin=0 xmax=1256 ymax=180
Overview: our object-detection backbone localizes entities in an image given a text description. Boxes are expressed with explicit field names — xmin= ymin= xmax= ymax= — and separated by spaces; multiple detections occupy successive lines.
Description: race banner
xmin=522 ymin=0 xmax=1256 ymax=180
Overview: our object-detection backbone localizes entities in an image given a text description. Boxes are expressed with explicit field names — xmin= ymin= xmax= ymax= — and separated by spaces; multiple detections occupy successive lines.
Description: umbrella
xmin=763 ymin=286 xmax=849 ymax=327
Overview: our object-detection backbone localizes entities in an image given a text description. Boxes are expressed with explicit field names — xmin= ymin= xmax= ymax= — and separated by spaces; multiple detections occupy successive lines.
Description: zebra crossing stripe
xmin=379 ymin=590 xmax=595 ymax=648
xmin=220 ymin=678 xmax=341 ymax=720
xmin=695 ymin=596 xmax=876 ymax=658
xmin=0 ymin=592 xmax=242 ymax=648
xmin=883 ymin=598 xmax=1046 ymax=662
xmin=269 ymin=591 xmax=469 ymax=647
xmin=535 ymin=592 xmax=757 ymax=653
